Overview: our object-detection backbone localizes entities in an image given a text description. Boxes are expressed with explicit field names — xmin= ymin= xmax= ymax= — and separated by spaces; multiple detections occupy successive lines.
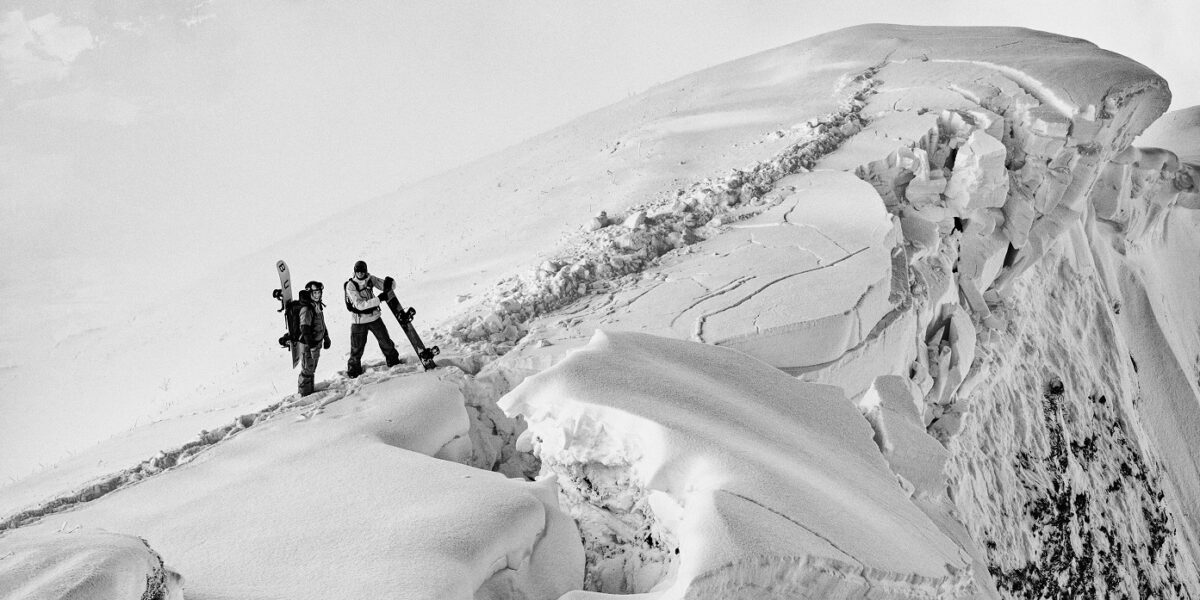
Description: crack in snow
xmin=611 ymin=281 xmax=665 ymax=314
xmin=669 ymin=275 xmax=756 ymax=329
xmin=693 ymin=247 xmax=869 ymax=342
xmin=781 ymin=202 xmax=856 ymax=256
xmin=719 ymin=489 xmax=868 ymax=571
xmin=929 ymin=59 xmax=1077 ymax=119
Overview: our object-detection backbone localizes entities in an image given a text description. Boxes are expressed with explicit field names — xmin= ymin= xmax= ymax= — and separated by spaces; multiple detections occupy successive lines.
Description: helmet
xmin=353 ymin=260 xmax=368 ymax=274
xmin=305 ymin=280 xmax=324 ymax=292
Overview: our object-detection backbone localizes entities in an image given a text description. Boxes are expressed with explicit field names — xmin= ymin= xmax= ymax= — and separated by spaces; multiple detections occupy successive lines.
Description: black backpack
xmin=345 ymin=278 xmax=376 ymax=315
xmin=278 ymin=290 xmax=312 ymax=347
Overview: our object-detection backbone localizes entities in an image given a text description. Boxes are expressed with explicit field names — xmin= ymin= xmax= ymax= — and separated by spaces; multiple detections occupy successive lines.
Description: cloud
xmin=0 ymin=10 xmax=94 ymax=84
xmin=21 ymin=88 xmax=142 ymax=126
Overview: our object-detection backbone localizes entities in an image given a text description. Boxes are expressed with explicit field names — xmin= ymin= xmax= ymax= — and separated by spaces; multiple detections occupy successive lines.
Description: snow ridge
xmin=0 ymin=360 xmax=538 ymax=533
xmin=443 ymin=62 xmax=885 ymax=356
xmin=0 ymin=385 xmax=353 ymax=532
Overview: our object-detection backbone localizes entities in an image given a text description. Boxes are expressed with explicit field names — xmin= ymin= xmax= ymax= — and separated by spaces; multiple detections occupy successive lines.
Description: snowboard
xmin=379 ymin=280 xmax=439 ymax=371
xmin=272 ymin=259 xmax=300 ymax=368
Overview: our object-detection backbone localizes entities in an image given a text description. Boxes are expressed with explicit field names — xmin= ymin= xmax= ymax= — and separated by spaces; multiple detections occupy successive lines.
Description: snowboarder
xmin=344 ymin=260 xmax=401 ymax=377
xmin=298 ymin=281 xmax=331 ymax=396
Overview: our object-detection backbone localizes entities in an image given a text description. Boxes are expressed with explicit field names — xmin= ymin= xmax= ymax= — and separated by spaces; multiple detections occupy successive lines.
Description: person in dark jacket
xmin=343 ymin=260 xmax=400 ymax=377
xmin=298 ymin=281 xmax=331 ymax=396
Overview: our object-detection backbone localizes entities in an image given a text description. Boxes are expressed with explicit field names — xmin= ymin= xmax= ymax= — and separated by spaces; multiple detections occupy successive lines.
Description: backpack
xmin=345 ymin=278 xmax=376 ymax=315
xmin=279 ymin=290 xmax=312 ymax=346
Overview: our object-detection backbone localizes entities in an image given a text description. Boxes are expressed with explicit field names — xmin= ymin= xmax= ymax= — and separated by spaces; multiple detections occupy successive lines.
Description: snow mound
xmin=4 ymin=371 xmax=582 ymax=600
xmin=501 ymin=330 xmax=976 ymax=597
xmin=0 ymin=528 xmax=183 ymax=600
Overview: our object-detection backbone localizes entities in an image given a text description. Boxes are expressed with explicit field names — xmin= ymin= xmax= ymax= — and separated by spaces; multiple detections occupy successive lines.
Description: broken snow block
xmin=899 ymin=147 xmax=932 ymax=180
xmin=869 ymin=374 xmax=923 ymax=429
xmin=899 ymin=209 xmax=941 ymax=254
xmin=946 ymin=306 xmax=976 ymax=371
xmin=958 ymin=274 xmax=990 ymax=318
xmin=1021 ymin=215 xmax=1068 ymax=264
xmin=855 ymin=391 xmax=892 ymax=457
xmin=1001 ymin=184 xmax=1036 ymax=248
xmin=904 ymin=175 xmax=948 ymax=207
xmin=940 ymin=110 xmax=973 ymax=138
xmin=949 ymin=82 xmax=1000 ymax=106
xmin=944 ymin=130 xmax=1009 ymax=213
xmin=1021 ymin=106 xmax=1071 ymax=156
xmin=929 ymin=408 xmax=966 ymax=441
xmin=1022 ymin=133 xmax=1067 ymax=161
xmin=1033 ymin=154 xmax=1075 ymax=214
xmin=859 ymin=153 xmax=907 ymax=207
xmin=588 ymin=211 xmax=611 ymax=231
xmin=951 ymin=107 xmax=1005 ymax=142
xmin=1064 ymin=158 xmax=1107 ymax=213
xmin=867 ymin=375 xmax=951 ymax=501
xmin=905 ymin=203 xmax=953 ymax=227
xmin=1014 ymin=160 xmax=1044 ymax=196
xmin=1091 ymin=162 xmax=1132 ymax=220
xmin=956 ymin=223 xmax=1007 ymax=286
xmin=923 ymin=304 xmax=978 ymax=409
xmin=623 ymin=210 xmax=647 ymax=230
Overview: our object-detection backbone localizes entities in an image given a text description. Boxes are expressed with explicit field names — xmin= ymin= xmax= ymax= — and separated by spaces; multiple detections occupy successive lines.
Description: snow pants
xmin=347 ymin=318 xmax=401 ymax=377
xmin=299 ymin=344 xmax=321 ymax=396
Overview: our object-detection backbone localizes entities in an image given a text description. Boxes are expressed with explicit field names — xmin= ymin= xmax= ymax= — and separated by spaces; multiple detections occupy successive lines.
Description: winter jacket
xmin=299 ymin=301 xmax=328 ymax=345
xmin=345 ymin=274 xmax=386 ymax=325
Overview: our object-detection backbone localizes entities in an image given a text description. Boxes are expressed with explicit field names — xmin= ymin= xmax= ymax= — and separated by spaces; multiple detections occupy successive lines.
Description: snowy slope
xmin=3 ymin=366 xmax=582 ymax=599
xmin=0 ymin=17 xmax=873 ymax=481
xmin=3 ymin=24 xmax=1199 ymax=600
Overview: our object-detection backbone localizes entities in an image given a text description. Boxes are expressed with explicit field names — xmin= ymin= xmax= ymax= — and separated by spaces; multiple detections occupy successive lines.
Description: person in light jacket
xmin=343 ymin=260 xmax=401 ymax=377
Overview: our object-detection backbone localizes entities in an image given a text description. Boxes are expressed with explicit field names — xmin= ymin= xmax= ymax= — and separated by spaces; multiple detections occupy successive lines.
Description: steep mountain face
xmin=4 ymin=25 xmax=1199 ymax=600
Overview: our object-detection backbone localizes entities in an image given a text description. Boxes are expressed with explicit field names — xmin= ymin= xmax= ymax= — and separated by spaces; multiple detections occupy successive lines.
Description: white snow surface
xmin=501 ymin=170 xmax=897 ymax=373
xmin=2 ymin=23 xmax=1198 ymax=600
xmin=502 ymin=330 xmax=974 ymax=597
xmin=2 ymin=368 xmax=584 ymax=599
xmin=0 ymin=529 xmax=183 ymax=600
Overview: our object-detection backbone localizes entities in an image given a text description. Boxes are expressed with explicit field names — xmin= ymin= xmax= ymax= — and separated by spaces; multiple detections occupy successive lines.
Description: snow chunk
xmin=944 ymin=130 xmax=1009 ymax=213
xmin=0 ymin=529 xmax=184 ymax=600
xmin=502 ymin=330 xmax=976 ymax=597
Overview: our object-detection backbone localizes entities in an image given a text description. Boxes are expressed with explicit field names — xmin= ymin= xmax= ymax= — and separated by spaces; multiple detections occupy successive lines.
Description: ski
xmin=379 ymin=281 xmax=439 ymax=370
xmin=273 ymin=260 xmax=300 ymax=368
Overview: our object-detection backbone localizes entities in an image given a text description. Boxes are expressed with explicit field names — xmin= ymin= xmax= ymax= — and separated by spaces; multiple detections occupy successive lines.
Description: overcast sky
xmin=2 ymin=0 xmax=1196 ymax=300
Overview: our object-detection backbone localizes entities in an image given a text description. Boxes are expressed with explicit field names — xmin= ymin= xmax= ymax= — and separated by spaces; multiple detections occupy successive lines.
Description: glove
xmin=383 ymin=276 xmax=394 ymax=291
xmin=377 ymin=290 xmax=389 ymax=302
xmin=323 ymin=335 xmax=331 ymax=350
